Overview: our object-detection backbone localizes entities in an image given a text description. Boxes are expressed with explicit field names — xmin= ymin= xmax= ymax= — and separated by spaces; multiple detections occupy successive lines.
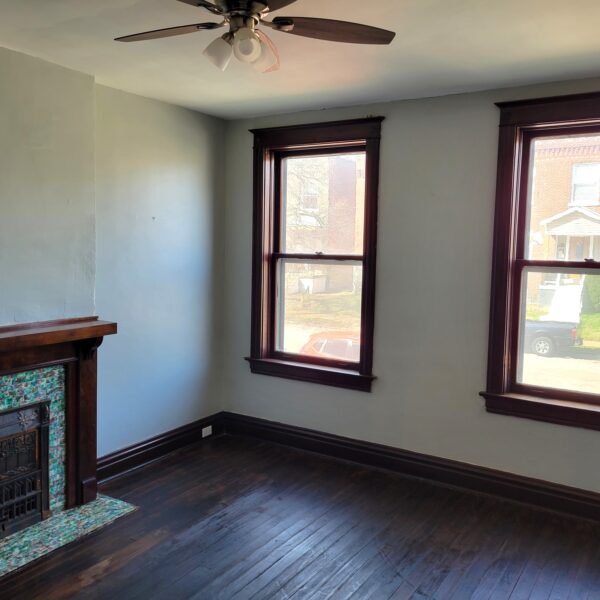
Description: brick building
xmin=527 ymin=136 xmax=600 ymax=310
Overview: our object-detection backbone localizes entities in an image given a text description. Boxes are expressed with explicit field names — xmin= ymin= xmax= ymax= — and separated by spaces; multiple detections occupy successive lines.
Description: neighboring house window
xmin=571 ymin=163 xmax=600 ymax=206
xmin=247 ymin=118 xmax=383 ymax=391
xmin=481 ymin=93 xmax=600 ymax=430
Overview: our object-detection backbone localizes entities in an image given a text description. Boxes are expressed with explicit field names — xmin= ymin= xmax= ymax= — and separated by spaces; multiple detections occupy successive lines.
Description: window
xmin=571 ymin=163 xmax=600 ymax=206
xmin=247 ymin=118 xmax=383 ymax=391
xmin=482 ymin=92 xmax=600 ymax=430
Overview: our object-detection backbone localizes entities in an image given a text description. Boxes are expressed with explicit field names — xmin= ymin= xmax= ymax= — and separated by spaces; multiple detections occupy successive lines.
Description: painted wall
xmin=222 ymin=78 xmax=600 ymax=493
xmin=0 ymin=47 xmax=226 ymax=455
xmin=95 ymin=85 xmax=224 ymax=456
xmin=3 ymin=43 xmax=600 ymax=490
xmin=0 ymin=47 xmax=95 ymax=324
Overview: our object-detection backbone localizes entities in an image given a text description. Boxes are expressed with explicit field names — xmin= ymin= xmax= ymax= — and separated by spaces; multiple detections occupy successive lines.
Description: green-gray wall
xmin=0 ymin=47 xmax=95 ymax=323
xmin=3 ymin=43 xmax=600 ymax=493
xmin=222 ymin=79 xmax=600 ymax=494
xmin=0 ymin=47 xmax=225 ymax=456
xmin=95 ymin=86 xmax=224 ymax=455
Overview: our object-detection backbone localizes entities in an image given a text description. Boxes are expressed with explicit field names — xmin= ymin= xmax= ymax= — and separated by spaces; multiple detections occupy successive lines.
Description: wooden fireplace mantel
xmin=0 ymin=317 xmax=117 ymax=352
xmin=0 ymin=316 xmax=117 ymax=509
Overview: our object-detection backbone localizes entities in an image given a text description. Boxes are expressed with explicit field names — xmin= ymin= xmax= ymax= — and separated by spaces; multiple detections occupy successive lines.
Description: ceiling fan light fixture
xmin=233 ymin=26 xmax=262 ymax=63
xmin=203 ymin=33 xmax=233 ymax=71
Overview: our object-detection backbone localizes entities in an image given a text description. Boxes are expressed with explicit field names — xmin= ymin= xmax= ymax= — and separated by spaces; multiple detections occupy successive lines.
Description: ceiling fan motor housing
xmin=215 ymin=0 xmax=269 ymax=16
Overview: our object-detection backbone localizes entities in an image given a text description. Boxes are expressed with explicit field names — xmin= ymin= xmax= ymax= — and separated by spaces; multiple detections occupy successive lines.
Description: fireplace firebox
xmin=0 ymin=402 xmax=50 ymax=538
xmin=0 ymin=317 xmax=116 ymax=539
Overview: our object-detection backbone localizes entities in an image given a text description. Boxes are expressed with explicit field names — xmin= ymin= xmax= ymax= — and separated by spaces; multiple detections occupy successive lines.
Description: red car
xmin=300 ymin=332 xmax=361 ymax=362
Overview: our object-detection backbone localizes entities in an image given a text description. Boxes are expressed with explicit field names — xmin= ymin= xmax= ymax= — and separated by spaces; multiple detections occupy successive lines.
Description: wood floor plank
xmin=1 ymin=435 xmax=600 ymax=600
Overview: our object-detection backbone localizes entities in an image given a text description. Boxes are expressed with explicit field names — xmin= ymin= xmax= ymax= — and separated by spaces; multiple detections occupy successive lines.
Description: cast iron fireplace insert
xmin=0 ymin=401 xmax=50 ymax=538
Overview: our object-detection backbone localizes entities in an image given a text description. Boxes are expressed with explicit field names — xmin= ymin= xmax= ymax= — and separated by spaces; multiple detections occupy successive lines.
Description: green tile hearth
xmin=0 ymin=496 xmax=136 ymax=577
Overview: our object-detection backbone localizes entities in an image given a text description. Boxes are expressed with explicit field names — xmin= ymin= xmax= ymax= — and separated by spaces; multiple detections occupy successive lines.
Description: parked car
xmin=524 ymin=320 xmax=582 ymax=357
xmin=300 ymin=332 xmax=360 ymax=362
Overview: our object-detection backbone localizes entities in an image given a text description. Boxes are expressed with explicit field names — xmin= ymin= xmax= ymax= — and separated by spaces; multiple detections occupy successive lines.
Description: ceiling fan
xmin=115 ymin=0 xmax=396 ymax=73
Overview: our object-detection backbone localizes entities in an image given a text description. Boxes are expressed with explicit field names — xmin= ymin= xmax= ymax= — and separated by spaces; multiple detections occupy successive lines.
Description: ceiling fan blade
xmin=271 ymin=17 xmax=395 ymax=45
xmin=266 ymin=0 xmax=298 ymax=11
xmin=256 ymin=30 xmax=281 ymax=72
xmin=176 ymin=0 xmax=223 ymax=15
xmin=115 ymin=22 xmax=222 ymax=42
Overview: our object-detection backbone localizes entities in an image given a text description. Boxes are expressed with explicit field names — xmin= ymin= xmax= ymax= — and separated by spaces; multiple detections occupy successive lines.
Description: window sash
xmin=275 ymin=147 xmax=367 ymax=258
xmin=270 ymin=256 xmax=364 ymax=368
xmin=509 ymin=262 xmax=600 ymax=403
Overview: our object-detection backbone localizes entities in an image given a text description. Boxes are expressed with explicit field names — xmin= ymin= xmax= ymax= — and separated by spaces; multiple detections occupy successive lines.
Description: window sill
xmin=246 ymin=357 xmax=374 ymax=392
xmin=481 ymin=391 xmax=600 ymax=431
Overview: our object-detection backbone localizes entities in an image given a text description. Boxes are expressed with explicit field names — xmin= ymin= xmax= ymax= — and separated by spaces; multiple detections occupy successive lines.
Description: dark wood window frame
xmin=481 ymin=92 xmax=600 ymax=431
xmin=246 ymin=118 xmax=383 ymax=392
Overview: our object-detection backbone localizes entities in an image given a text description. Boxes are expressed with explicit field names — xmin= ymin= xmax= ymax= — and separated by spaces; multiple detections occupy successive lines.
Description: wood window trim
xmin=246 ymin=118 xmax=383 ymax=392
xmin=481 ymin=91 xmax=600 ymax=431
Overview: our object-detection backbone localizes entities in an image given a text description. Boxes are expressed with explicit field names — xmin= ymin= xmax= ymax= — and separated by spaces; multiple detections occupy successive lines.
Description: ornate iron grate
xmin=0 ymin=402 xmax=50 ymax=538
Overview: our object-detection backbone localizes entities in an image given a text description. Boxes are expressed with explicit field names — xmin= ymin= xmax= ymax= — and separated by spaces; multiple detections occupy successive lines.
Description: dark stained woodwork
xmin=0 ymin=317 xmax=117 ymax=353
xmin=98 ymin=412 xmax=600 ymax=522
xmin=482 ymin=92 xmax=600 ymax=428
xmin=249 ymin=117 xmax=384 ymax=148
xmin=2 ymin=434 xmax=600 ymax=599
xmin=97 ymin=414 xmax=225 ymax=482
xmin=483 ymin=391 xmax=600 ymax=432
xmin=248 ymin=118 xmax=383 ymax=391
xmin=245 ymin=357 xmax=375 ymax=391
xmin=0 ymin=316 xmax=101 ymax=333
xmin=0 ymin=317 xmax=116 ymax=509
xmin=221 ymin=412 xmax=600 ymax=522
xmin=497 ymin=90 xmax=600 ymax=126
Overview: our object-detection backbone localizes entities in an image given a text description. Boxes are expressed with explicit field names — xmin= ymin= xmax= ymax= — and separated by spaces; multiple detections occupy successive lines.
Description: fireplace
xmin=0 ymin=402 xmax=50 ymax=538
xmin=0 ymin=317 xmax=116 ymax=538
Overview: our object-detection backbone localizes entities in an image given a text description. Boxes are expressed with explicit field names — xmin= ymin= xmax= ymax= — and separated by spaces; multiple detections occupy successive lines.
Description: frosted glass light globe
xmin=233 ymin=27 xmax=262 ymax=63
xmin=203 ymin=35 xmax=233 ymax=71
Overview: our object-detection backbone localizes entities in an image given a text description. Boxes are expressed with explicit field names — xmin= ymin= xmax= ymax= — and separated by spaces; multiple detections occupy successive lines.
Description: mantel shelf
xmin=0 ymin=317 xmax=117 ymax=353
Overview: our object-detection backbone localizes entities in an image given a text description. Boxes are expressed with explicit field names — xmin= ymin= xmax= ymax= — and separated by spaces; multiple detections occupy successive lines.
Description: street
xmin=521 ymin=348 xmax=600 ymax=394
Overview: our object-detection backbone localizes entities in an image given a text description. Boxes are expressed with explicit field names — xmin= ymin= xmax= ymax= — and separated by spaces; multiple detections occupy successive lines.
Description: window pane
xmin=276 ymin=261 xmax=362 ymax=361
xmin=526 ymin=136 xmax=600 ymax=260
xmin=282 ymin=153 xmax=365 ymax=255
xmin=518 ymin=269 xmax=600 ymax=395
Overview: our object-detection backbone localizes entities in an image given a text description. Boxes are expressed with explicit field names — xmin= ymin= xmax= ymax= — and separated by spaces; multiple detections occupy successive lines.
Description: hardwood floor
xmin=2 ymin=435 xmax=600 ymax=599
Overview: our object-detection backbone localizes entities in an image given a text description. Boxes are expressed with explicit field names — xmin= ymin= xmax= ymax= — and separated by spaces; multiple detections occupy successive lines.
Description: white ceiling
xmin=1 ymin=0 xmax=600 ymax=119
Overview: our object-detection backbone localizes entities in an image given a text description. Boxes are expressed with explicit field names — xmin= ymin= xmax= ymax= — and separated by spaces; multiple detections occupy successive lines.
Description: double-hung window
xmin=247 ymin=118 xmax=383 ymax=391
xmin=482 ymin=93 xmax=600 ymax=429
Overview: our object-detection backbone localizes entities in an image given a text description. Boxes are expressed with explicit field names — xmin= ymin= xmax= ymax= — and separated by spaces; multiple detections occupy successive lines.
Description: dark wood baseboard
xmin=221 ymin=412 xmax=600 ymax=522
xmin=98 ymin=410 xmax=600 ymax=522
xmin=97 ymin=413 xmax=225 ymax=482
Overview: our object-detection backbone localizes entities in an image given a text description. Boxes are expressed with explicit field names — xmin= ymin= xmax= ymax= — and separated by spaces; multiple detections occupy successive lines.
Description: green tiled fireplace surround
xmin=0 ymin=367 xmax=66 ymax=513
